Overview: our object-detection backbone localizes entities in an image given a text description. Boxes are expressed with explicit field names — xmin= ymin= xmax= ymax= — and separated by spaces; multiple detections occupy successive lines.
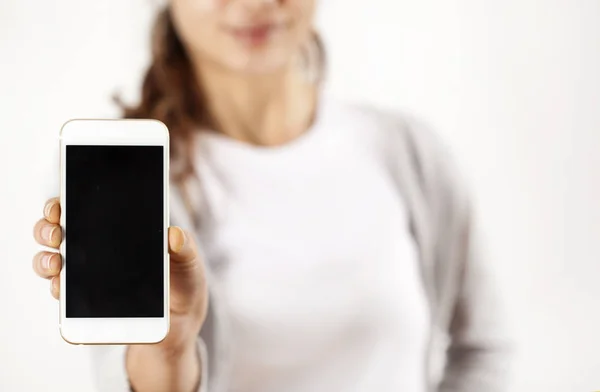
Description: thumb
xmin=168 ymin=226 xmax=198 ymax=264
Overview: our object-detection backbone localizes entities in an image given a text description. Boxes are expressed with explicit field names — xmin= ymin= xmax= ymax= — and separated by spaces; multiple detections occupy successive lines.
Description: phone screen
xmin=65 ymin=145 xmax=164 ymax=318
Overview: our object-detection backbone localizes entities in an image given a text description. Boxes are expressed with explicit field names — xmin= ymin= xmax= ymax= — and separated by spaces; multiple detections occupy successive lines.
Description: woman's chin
xmin=223 ymin=47 xmax=296 ymax=76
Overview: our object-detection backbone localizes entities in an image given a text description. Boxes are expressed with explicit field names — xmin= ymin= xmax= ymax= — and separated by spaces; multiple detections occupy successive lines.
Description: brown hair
xmin=118 ymin=7 xmax=325 ymax=185
xmin=117 ymin=8 xmax=208 ymax=184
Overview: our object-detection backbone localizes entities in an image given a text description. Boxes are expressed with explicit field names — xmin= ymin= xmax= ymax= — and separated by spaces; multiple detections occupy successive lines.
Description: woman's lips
xmin=227 ymin=23 xmax=284 ymax=46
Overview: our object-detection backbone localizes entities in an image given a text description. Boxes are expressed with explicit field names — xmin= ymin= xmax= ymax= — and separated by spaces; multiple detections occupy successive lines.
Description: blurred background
xmin=1 ymin=0 xmax=599 ymax=390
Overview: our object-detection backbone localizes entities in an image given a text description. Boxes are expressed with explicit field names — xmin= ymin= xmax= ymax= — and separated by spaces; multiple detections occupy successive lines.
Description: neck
xmin=193 ymin=60 xmax=317 ymax=146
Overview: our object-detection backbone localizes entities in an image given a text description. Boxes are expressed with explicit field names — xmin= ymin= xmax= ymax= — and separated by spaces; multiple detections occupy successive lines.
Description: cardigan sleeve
xmin=401 ymin=115 xmax=514 ymax=392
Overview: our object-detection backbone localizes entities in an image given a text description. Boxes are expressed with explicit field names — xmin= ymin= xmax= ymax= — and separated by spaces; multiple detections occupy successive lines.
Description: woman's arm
xmin=396 ymin=114 xmax=513 ymax=392
xmin=437 ymin=208 xmax=513 ymax=392
xmin=127 ymin=327 xmax=201 ymax=392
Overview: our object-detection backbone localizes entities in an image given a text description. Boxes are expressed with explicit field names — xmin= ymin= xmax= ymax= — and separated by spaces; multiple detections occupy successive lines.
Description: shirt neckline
xmin=195 ymin=95 xmax=331 ymax=158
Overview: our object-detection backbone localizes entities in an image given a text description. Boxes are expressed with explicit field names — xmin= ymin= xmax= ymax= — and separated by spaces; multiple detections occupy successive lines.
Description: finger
xmin=43 ymin=197 xmax=61 ymax=224
xmin=168 ymin=227 xmax=198 ymax=264
xmin=32 ymin=251 xmax=62 ymax=279
xmin=33 ymin=219 xmax=62 ymax=248
xmin=50 ymin=276 xmax=60 ymax=300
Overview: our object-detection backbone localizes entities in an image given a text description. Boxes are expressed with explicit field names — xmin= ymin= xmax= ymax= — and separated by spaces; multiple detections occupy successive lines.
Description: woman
xmin=32 ymin=0 xmax=511 ymax=391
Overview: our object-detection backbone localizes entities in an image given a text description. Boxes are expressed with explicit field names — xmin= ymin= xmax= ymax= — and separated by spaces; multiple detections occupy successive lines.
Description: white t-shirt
xmin=193 ymin=98 xmax=430 ymax=392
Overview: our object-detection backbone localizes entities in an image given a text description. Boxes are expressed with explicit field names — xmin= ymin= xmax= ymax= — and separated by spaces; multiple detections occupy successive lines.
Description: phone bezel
xmin=59 ymin=119 xmax=170 ymax=345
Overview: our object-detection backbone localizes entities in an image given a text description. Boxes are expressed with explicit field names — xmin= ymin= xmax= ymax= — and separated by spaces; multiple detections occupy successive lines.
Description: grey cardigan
xmin=91 ymin=109 xmax=512 ymax=392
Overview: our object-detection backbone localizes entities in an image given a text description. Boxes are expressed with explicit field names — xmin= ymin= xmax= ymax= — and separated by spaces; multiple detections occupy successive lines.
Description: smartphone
xmin=59 ymin=119 xmax=170 ymax=344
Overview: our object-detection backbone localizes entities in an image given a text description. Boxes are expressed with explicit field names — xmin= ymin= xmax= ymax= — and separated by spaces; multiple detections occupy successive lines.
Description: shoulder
xmin=319 ymin=98 xmax=410 ymax=163
xmin=323 ymin=97 xmax=443 ymax=149
xmin=322 ymin=98 xmax=405 ymax=138
xmin=325 ymin=98 xmax=457 ymax=181
xmin=328 ymin=98 xmax=471 ymax=218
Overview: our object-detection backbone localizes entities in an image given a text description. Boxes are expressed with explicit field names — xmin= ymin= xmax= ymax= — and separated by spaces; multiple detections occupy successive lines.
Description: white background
xmin=1 ymin=0 xmax=599 ymax=391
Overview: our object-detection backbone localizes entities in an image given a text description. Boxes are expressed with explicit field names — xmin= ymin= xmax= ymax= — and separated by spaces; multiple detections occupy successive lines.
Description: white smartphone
xmin=59 ymin=119 xmax=170 ymax=344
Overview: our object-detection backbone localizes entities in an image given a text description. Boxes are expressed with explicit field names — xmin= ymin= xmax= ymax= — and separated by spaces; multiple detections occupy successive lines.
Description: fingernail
xmin=41 ymin=225 xmax=56 ymax=242
xmin=42 ymin=254 xmax=53 ymax=271
xmin=171 ymin=227 xmax=185 ymax=253
xmin=44 ymin=202 xmax=54 ymax=218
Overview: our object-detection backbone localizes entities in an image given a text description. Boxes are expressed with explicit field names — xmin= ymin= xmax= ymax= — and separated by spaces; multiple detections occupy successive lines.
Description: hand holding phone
xmin=32 ymin=120 xmax=208 ymax=348
xmin=33 ymin=209 xmax=207 ymax=343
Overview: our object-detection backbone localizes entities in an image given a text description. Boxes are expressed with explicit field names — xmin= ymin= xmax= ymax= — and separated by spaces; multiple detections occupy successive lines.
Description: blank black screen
xmin=66 ymin=145 xmax=164 ymax=318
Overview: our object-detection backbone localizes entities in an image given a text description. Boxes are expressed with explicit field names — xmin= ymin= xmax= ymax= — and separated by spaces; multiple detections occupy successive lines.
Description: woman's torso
xmin=189 ymin=98 xmax=430 ymax=392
